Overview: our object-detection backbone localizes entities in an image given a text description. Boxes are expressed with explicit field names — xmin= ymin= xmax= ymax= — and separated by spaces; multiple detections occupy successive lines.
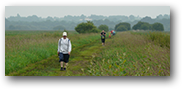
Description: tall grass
xmin=147 ymin=31 xmax=170 ymax=49
xmin=84 ymin=31 xmax=170 ymax=76
xmin=130 ymin=31 xmax=170 ymax=49
xmin=5 ymin=30 xmax=100 ymax=75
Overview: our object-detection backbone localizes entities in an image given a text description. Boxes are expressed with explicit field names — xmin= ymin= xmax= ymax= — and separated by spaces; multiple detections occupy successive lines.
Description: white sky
xmin=5 ymin=6 xmax=170 ymax=18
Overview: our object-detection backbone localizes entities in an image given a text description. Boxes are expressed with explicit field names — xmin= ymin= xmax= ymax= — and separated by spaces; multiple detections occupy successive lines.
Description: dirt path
xmin=8 ymin=38 xmax=111 ymax=76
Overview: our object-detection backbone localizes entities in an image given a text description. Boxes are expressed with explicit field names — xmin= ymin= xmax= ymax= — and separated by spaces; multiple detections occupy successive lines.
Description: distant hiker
xmin=100 ymin=30 xmax=106 ymax=46
xmin=113 ymin=30 xmax=116 ymax=35
xmin=111 ymin=30 xmax=113 ymax=35
xmin=57 ymin=32 xmax=72 ymax=71
xmin=109 ymin=31 xmax=111 ymax=38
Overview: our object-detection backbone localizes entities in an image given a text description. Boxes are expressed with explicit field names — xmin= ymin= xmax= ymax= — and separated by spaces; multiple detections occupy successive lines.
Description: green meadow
xmin=5 ymin=30 xmax=100 ymax=75
xmin=84 ymin=31 xmax=170 ymax=76
xmin=5 ymin=30 xmax=170 ymax=76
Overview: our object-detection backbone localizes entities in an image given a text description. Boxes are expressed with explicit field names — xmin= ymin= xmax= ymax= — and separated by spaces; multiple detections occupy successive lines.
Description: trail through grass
xmin=6 ymin=30 xmax=170 ymax=76
xmin=7 ymin=36 xmax=106 ymax=76
xmin=5 ymin=30 xmax=102 ymax=75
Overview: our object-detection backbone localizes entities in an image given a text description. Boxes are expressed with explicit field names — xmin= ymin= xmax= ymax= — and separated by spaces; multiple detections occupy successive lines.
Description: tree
xmin=75 ymin=21 xmax=97 ymax=33
xmin=132 ymin=21 xmax=151 ymax=30
xmin=5 ymin=14 xmax=169 ymax=31
xmin=151 ymin=23 xmax=164 ymax=31
xmin=129 ymin=15 xmax=135 ymax=21
xmin=132 ymin=21 xmax=142 ymax=30
xmin=115 ymin=22 xmax=131 ymax=31
xmin=116 ymin=25 xmax=127 ymax=31
xmin=98 ymin=24 xmax=109 ymax=32
xmin=90 ymin=28 xmax=101 ymax=33
xmin=140 ymin=24 xmax=150 ymax=30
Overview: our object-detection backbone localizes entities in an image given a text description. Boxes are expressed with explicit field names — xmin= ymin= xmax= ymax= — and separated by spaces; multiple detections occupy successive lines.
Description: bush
xmin=132 ymin=21 xmax=151 ymax=30
xmin=98 ymin=25 xmax=109 ymax=32
xmin=115 ymin=22 xmax=131 ymax=31
xmin=116 ymin=25 xmax=127 ymax=31
xmin=75 ymin=21 xmax=97 ymax=33
xmin=151 ymin=23 xmax=164 ymax=31
xmin=90 ymin=28 xmax=101 ymax=33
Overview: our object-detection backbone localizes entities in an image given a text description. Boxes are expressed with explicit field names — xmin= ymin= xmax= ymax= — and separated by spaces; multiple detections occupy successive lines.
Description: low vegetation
xmin=83 ymin=31 xmax=170 ymax=76
xmin=5 ymin=30 xmax=170 ymax=76
xmin=5 ymin=30 xmax=100 ymax=75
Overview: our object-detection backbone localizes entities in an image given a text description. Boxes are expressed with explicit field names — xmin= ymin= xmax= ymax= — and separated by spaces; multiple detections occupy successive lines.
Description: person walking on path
xmin=113 ymin=30 xmax=116 ymax=35
xmin=100 ymin=30 xmax=106 ymax=46
xmin=109 ymin=31 xmax=111 ymax=38
xmin=111 ymin=30 xmax=113 ymax=35
xmin=57 ymin=32 xmax=72 ymax=71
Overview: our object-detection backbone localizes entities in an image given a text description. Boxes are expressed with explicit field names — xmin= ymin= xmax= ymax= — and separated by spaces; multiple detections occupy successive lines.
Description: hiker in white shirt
xmin=57 ymin=32 xmax=72 ymax=71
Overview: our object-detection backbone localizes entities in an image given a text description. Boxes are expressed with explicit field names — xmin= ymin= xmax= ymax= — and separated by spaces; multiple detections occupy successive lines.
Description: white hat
xmin=63 ymin=32 xmax=67 ymax=36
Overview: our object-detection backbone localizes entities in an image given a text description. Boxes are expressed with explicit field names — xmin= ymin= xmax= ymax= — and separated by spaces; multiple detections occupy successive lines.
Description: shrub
xmin=90 ymin=28 xmax=101 ymax=33
xmin=75 ymin=21 xmax=97 ymax=33
xmin=98 ymin=25 xmax=109 ymax=32
xmin=115 ymin=22 xmax=131 ymax=31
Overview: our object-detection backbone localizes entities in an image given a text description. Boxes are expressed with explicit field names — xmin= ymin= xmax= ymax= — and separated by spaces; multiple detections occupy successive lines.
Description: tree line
xmin=75 ymin=21 xmax=164 ymax=34
xmin=5 ymin=14 xmax=170 ymax=31
xmin=132 ymin=21 xmax=164 ymax=31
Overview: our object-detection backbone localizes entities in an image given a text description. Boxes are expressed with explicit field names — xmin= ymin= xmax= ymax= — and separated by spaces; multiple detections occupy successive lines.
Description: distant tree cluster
xmin=75 ymin=21 xmax=101 ymax=33
xmin=98 ymin=25 xmax=109 ymax=32
xmin=132 ymin=21 xmax=164 ymax=31
xmin=115 ymin=22 xmax=131 ymax=31
xmin=5 ymin=14 xmax=170 ymax=31
xmin=151 ymin=23 xmax=164 ymax=31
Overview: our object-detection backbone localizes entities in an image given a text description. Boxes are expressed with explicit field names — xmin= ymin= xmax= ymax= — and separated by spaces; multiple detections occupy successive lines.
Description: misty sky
xmin=5 ymin=6 xmax=170 ymax=18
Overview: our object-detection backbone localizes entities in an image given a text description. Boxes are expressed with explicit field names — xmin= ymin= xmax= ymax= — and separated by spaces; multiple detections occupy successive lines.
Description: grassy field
xmin=5 ymin=30 xmax=102 ymax=75
xmin=84 ymin=31 xmax=170 ymax=76
xmin=5 ymin=30 xmax=170 ymax=76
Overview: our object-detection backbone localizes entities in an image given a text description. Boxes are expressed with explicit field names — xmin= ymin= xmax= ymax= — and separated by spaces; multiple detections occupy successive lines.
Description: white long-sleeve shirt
xmin=58 ymin=38 xmax=72 ymax=54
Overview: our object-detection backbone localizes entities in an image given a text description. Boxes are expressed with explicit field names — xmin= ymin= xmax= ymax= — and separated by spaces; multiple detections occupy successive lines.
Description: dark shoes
xmin=60 ymin=67 xmax=66 ymax=71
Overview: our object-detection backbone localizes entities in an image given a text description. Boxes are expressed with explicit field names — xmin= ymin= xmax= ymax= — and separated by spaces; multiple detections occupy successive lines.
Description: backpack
xmin=101 ymin=35 xmax=105 ymax=39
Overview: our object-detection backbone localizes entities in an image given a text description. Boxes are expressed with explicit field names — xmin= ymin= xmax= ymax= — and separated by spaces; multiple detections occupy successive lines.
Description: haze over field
xmin=5 ymin=6 xmax=170 ymax=31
